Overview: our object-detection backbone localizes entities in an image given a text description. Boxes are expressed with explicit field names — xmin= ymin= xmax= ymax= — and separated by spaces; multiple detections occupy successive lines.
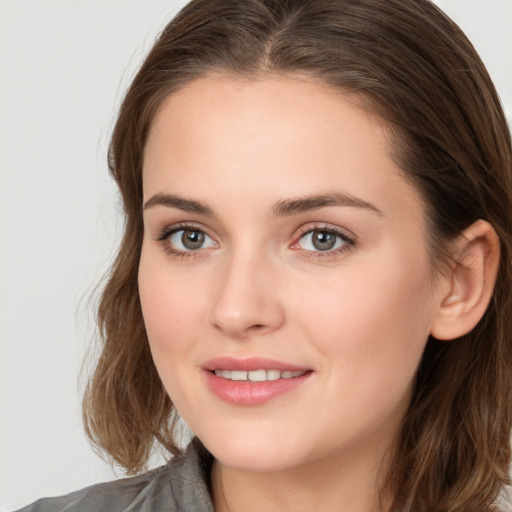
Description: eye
xmin=160 ymin=226 xmax=217 ymax=253
xmin=295 ymin=227 xmax=354 ymax=253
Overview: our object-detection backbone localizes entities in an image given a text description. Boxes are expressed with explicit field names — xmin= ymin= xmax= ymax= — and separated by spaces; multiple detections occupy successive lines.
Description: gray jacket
xmin=15 ymin=439 xmax=214 ymax=512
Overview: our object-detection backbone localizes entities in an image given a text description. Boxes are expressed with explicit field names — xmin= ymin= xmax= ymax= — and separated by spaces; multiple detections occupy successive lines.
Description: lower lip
xmin=204 ymin=371 xmax=312 ymax=406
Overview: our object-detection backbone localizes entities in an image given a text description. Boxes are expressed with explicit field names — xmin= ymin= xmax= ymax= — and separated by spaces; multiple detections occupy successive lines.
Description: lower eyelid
xmin=305 ymin=244 xmax=353 ymax=257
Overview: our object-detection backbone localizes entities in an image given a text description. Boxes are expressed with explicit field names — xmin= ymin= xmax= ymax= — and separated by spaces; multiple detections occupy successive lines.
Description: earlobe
xmin=430 ymin=220 xmax=500 ymax=341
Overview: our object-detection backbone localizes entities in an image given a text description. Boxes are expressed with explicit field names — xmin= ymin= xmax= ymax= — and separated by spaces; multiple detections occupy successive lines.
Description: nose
xmin=209 ymin=250 xmax=285 ymax=339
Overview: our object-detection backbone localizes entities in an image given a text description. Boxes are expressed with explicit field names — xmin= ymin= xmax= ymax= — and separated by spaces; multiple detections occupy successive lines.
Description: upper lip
xmin=202 ymin=356 xmax=310 ymax=372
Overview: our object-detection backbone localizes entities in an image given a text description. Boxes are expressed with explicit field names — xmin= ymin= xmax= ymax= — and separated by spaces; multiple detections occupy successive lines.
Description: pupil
xmin=182 ymin=230 xmax=204 ymax=250
xmin=312 ymin=231 xmax=336 ymax=251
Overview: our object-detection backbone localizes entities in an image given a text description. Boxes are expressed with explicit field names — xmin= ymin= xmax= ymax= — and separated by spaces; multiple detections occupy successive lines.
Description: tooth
xmin=214 ymin=368 xmax=305 ymax=381
xmin=267 ymin=369 xmax=281 ymax=381
xmin=248 ymin=369 xmax=267 ymax=382
xmin=281 ymin=370 xmax=305 ymax=378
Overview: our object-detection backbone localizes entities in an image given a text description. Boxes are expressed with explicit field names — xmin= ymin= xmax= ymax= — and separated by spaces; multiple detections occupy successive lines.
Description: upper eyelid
xmin=294 ymin=223 xmax=355 ymax=241
xmin=155 ymin=222 xmax=215 ymax=240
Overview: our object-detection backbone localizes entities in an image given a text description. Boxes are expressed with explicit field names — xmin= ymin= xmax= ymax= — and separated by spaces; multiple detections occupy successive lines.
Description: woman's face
xmin=139 ymin=75 xmax=444 ymax=473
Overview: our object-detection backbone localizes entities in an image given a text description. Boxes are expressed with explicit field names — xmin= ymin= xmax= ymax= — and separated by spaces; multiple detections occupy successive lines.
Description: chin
xmin=211 ymin=443 xmax=300 ymax=473
xmin=196 ymin=425 xmax=311 ymax=473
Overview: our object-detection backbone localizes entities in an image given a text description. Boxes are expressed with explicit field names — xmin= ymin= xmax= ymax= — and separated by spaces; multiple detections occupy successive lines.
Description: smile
xmin=203 ymin=357 xmax=312 ymax=405
xmin=213 ymin=369 xmax=306 ymax=381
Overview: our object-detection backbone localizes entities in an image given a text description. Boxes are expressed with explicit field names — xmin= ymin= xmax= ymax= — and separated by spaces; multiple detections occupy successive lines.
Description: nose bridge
xmin=210 ymin=243 xmax=284 ymax=338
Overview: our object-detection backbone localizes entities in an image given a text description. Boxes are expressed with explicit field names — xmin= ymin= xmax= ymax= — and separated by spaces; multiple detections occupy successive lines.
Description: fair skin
xmin=138 ymin=74 xmax=499 ymax=512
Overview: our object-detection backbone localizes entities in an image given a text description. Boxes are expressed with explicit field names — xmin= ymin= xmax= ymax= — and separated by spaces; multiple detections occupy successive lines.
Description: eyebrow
xmin=143 ymin=192 xmax=383 ymax=217
xmin=271 ymin=192 xmax=383 ymax=217
xmin=143 ymin=193 xmax=213 ymax=215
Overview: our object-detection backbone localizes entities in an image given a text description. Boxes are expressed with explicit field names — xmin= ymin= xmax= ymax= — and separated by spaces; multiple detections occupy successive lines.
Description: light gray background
xmin=1 ymin=1 xmax=511 ymax=510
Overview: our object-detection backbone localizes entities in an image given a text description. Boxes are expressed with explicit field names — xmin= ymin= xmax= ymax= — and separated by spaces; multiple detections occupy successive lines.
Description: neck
xmin=210 ymin=441 xmax=394 ymax=512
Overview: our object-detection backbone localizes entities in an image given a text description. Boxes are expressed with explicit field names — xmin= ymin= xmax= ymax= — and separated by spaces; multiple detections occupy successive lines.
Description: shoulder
xmin=14 ymin=439 xmax=214 ymax=512
xmin=14 ymin=465 xmax=173 ymax=512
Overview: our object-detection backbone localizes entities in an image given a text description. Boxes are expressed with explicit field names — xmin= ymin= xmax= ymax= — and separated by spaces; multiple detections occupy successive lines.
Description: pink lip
xmin=202 ymin=357 xmax=313 ymax=406
xmin=202 ymin=356 xmax=308 ymax=372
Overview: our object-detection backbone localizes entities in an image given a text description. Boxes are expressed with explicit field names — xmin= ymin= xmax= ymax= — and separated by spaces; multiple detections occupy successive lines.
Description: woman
xmin=18 ymin=0 xmax=512 ymax=510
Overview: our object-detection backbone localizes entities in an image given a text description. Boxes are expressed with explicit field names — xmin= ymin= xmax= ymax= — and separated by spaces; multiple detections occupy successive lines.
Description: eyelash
xmin=293 ymin=224 xmax=355 ymax=260
xmin=155 ymin=223 xmax=356 ymax=260
xmin=156 ymin=222 xmax=215 ymax=259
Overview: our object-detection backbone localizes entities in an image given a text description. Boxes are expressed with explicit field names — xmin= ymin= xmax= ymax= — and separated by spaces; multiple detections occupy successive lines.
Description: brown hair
xmin=82 ymin=0 xmax=512 ymax=509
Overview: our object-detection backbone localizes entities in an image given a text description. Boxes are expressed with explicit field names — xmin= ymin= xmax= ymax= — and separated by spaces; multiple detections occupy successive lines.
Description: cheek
xmin=294 ymin=252 xmax=434 ymax=387
xmin=138 ymin=257 xmax=210 ymax=421
xmin=138 ymin=249 xmax=207 ymax=366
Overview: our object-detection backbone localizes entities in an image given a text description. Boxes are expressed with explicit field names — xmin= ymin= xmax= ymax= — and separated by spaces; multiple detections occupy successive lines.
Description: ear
xmin=430 ymin=219 xmax=500 ymax=341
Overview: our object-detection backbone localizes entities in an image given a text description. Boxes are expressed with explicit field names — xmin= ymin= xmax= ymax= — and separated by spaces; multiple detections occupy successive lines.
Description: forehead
xmin=142 ymin=74 xmax=423 ymax=223
xmin=145 ymin=73 xmax=388 ymax=164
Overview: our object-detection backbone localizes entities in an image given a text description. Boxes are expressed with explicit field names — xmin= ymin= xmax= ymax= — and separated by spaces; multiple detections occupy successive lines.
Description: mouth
xmin=202 ymin=357 xmax=313 ymax=406
xmin=212 ymin=369 xmax=307 ymax=381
